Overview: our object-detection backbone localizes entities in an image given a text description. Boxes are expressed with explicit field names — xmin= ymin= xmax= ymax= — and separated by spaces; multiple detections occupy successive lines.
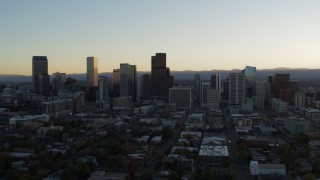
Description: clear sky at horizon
xmin=1 ymin=0 xmax=320 ymax=75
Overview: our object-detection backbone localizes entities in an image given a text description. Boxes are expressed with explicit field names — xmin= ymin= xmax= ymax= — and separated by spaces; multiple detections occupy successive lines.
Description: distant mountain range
xmin=1 ymin=68 xmax=320 ymax=83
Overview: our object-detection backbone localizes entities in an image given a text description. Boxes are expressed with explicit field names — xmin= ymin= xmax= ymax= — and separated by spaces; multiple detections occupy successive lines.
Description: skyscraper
xmin=52 ymin=72 xmax=66 ymax=93
xmin=243 ymin=66 xmax=256 ymax=97
xmin=97 ymin=76 xmax=110 ymax=109
xmin=139 ymin=74 xmax=151 ymax=100
xmin=201 ymin=82 xmax=210 ymax=105
xmin=151 ymin=53 xmax=172 ymax=97
xmin=169 ymin=88 xmax=192 ymax=109
xmin=87 ymin=57 xmax=98 ymax=87
xmin=210 ymin=74 xmax=221 ymax=92
xmin=32 ymin=56 xmax=49 ymax=95
xmin=120 ymin=63 xmax=137 ymax=101
xmin=112 ymin=69 xmax=120 ymax=97
xmin=294 ymin=90 xmax=305 ymax=108
xmin=195 ymin=73 xmax=201 ymax=98
xmin=207 ymin=74 xmax=221 ymax=108
xmin=229 ymin=73 xmax=245 ymax=105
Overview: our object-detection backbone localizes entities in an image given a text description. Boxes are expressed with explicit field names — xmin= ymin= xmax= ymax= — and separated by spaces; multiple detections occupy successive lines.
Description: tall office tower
xmin=281 ymin=80 xmax=299 ymax=104
xmin=151 ymin=53 xmax=172 ymax=97
xmin=32 ymin=56 xmax=49 ymax=95
xmin=97 ymin=76 xmax=110 ymax=108
xmin=112 ymin=69 xmax=120 ymax=97
xmin=87 ymin=57 xmax=98 ymax=87
xmin=273 ymin=74 xmax=290 ymax=99
xmin=207 ymin=88 xmax=220 ymax=108
xmin=265 ymin=76 xmax=274 ymax=99
xmin=169 ymin=88 xmax=192 ymax=109
xmin=228 ymin=73 xmax=245 ymax=105
xmin=243 ymin=66 xmax=256 ymax=98
xmin=201 ymin=82 xmax=210 ymax=105
xmin=120 ymin=63 xmax=137 ymax=101
xmin=195 ymin=73 xmax=201 ymax=97
xmin=222 ymin=79 xmax=229 ymax=100
xmin=140 ymin=74 xmax=151 ymax=100
xmin=294 ymin=90 xmax=305 ymax=108
xmin=210 ymin=74 xmax=221 ymax=91
xmin=52 ymin=72 xmax=66 ymax=93
xmin=255 ymin=80 xmax=266 ymax=98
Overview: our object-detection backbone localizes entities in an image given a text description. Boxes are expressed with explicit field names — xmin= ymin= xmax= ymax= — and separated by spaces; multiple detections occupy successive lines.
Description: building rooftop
xmin=259 ymin=164 xmax=285 ymax=170
xmin=199 ymin=145 xmax=229 ymax=157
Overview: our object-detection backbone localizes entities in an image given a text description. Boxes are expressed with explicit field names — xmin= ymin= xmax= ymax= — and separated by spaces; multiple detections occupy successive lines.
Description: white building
xmin=207 ymin=89 xmax=220 ymax=108
xmin=303 ymin=108 xmax=320 ymax=121
xmin=151 ymin=136 xmax=162 ymax=144
xmin=250 ymin=161 xmax=286 ymax=176
xmin=9 ymin=115 xmax=50 ymax=126
xmin=134 ymin=105 xmax=154 ymax=115
xmin=295 ymin=91 xmax=306 ymax=108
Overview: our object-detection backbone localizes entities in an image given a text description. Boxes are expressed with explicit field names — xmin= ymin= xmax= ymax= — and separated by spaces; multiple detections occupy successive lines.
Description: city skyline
xmin=1 ymin=0 xmax=320 ymax=75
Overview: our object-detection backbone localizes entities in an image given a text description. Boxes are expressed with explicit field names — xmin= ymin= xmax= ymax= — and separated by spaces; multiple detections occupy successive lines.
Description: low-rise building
xmin=301 ymin=108 xmax=320 ymax=122
xmin=271 ymin=98 xmax=288 ymax=113
xmin=198 ymin=145 xmax=229 ymax=166
xmin=42 ymin=99 xmax=72 ymax=118
xmin=113 ymin=96 xmax=132 ymax=110
xmin=284 ymin=117 xmax=313 ymax=135
xmin=9 ymin=114 xmax=50 ymax=126
xmin=250 ymin=161 xmax=286 ymax=176
xmin=134 ymin=105 xmax=154 ymax=115
xmin=151 ymin=136 xmax=162 ymax=144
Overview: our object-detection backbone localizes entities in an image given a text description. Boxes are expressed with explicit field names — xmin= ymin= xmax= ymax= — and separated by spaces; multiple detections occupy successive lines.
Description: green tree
xmin=192 ymin=168 xmax=214 ymax=180
xmin=162 ymin=127 xmax=173 ymax=140
xmin=276 ymin=143 xmax=293 ymax=165
xmin=0 ymin=153 xmax=13 ymax=169
xmin=61 ymin=169 xmax=75 ymax=180
xmin=303 ymin=173 xmax=316 ymax=180
xmin=36 ymin=168 xmax=50 ymax=179
xmin=106 ymin=155 xmax=122 ymax=169
xmin=140 ymin=171 xmax=153 ymax=180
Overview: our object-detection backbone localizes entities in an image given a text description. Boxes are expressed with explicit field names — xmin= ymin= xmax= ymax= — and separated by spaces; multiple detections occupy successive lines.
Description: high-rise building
xmin=52 ymin=72 xmax=66 ymax=93
xmin=274 ymin=74 xmax=290 ymax=99
xmin=97 ymin=76 xmax=110 ymax=109
xmin=265 ymin=76 xmax=274 ymax=99
xmin=210 ymin=74 xmax=221 ymax=92
xmin=120 ymin=63 xmax=137 ymax=101
xmin=151 ymin=53 xmax=173 ymax=97
xmin=243 ymin=66 xmax=256 ymax=98
xmin=207 ymin=88 xmax=220 ymax=108
xmin=195 ymin=73 xmax=201 ymax=98
xmin=112 ymin=69 xmax=120 ymax=97
xmin=222 ymin=79 xmax=229 ymax=100
xmin=294 ymin=90 xmax=305 ymax=108
xmin=255 ymin=80 xmax=266 ymax=98
xmin=32 ymin=56 xmax=49 ymax=95
xmin=201 ymin=82 xmax=210 ymax=105
xmin=169 ymin=88 xmax=192 ymax=109
xmin=87 ymin=57 xmax=98 ymax=87
xmin=229 ymin=73 xmax=245 ymax=105
xmin=140 ymin=74 xmax=151 ymax=100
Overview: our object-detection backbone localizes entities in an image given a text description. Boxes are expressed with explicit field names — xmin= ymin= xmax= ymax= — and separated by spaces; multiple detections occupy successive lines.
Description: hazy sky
xmin=1 ymin=0 xmax=320 ymax=75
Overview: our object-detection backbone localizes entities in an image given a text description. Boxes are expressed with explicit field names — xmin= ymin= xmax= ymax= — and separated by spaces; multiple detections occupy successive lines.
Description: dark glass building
xmin=32 ymin=56 xmax=49 ymax=95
